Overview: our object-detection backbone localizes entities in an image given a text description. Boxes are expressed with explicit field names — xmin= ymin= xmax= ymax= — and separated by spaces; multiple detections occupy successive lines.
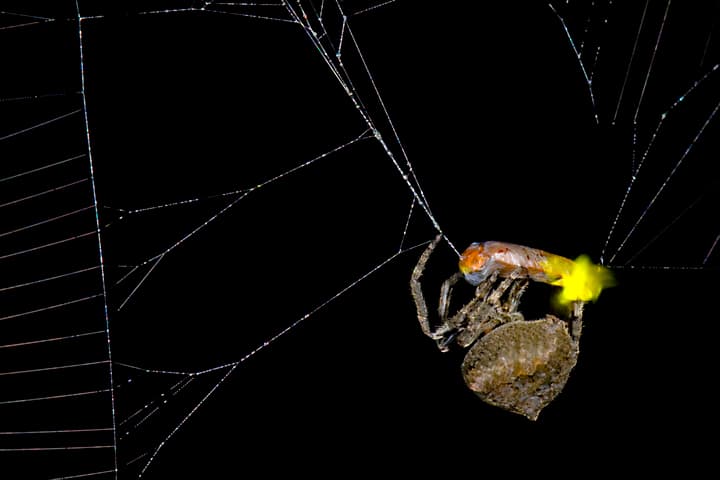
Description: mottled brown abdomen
xmin=461 ymin=317 xmax=578 ymax=421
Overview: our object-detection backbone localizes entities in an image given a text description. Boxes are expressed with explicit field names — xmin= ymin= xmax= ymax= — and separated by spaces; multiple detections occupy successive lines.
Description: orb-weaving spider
xmin=410 ymin=235 xmax=585 ymax=421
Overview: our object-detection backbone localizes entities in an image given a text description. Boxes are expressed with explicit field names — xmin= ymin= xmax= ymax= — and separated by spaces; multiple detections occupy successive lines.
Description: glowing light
xmin=545 ymin=254 xmax=615 ymax=306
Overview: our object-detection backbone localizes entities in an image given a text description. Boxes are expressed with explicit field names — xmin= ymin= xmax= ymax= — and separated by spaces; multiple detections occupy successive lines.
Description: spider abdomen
xmin=461 ymin=317 xmax=579 ymax=421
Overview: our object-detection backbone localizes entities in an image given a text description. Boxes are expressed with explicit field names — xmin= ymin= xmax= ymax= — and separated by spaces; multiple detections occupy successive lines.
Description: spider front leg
xmin=438 ymin=271 xmax=463 ymax=324
xmin=433 ymin=271 xmax=492 ymax=351
xmin=451 ymin=273 xmax=526 ymax=349
xmin=486 ymin=268 xmax=526 ymax=311
xmin=410 ymin=234 xmax=447 ymax=341
xmin=504 ymin=279 xmax=529 ymax=313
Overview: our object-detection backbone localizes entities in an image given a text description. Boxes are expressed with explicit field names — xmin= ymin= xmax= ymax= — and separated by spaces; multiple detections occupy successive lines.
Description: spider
xmin=410 ymin=234 xmax=587 ymax=421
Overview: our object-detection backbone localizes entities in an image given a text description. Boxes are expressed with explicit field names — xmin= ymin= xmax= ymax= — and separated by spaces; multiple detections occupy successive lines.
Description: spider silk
xmin=459 ymin=241 xmax=614 ymax=305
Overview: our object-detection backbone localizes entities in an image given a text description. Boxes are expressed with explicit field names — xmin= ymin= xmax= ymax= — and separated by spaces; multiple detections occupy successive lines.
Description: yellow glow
xmin=545 ymin=254 xmax=615 ymax=306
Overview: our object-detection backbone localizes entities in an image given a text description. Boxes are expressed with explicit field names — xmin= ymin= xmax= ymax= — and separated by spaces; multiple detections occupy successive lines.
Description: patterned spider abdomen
xmin=461 ymin=317 xmax=578 ymax=421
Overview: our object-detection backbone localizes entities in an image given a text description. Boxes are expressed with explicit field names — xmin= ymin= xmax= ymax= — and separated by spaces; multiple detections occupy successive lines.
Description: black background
xmin=1 ymin=1 xmax=718 ymax=477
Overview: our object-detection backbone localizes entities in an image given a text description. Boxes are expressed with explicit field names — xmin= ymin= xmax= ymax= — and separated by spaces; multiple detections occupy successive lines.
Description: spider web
xmin=0 ymin=1 xmax=717 ymax=478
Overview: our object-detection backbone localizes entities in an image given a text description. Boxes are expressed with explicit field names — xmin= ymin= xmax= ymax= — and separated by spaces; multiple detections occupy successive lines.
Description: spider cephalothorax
xmin=410 ymin=235 xmax=588 ymax=420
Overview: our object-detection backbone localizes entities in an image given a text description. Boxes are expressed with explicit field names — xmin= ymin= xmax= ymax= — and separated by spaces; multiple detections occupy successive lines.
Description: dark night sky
xmin=0 ymin=1 xmax=717 ymax=478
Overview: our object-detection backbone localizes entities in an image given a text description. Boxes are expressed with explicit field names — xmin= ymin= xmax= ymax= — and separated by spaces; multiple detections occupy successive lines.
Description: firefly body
xmin=459 ymin=241 xmax=614 ymax=305
xmin=459 ymin=241 xmax=574 ymax=285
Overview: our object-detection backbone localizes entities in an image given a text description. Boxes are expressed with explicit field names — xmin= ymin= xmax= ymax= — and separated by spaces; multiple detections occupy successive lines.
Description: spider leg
xmin=410 ymin=234 xmax=443 ymax=339
xmin=474 ymin=270 xmax=499 ymax=300
xmin=438 ymin=272 xmax=463 ymax=324
xmin=486 ymin=268 xmax=524 ymax=308
xmin=428 ymin=271 xmax=466 ymax=349
xmin=440 ymin=294 xmax=489 ymax=349
xmin=569 ymin=301 xmax=585 ymax=341
xmin=505 ymin=279 xmax=529 ymax=313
